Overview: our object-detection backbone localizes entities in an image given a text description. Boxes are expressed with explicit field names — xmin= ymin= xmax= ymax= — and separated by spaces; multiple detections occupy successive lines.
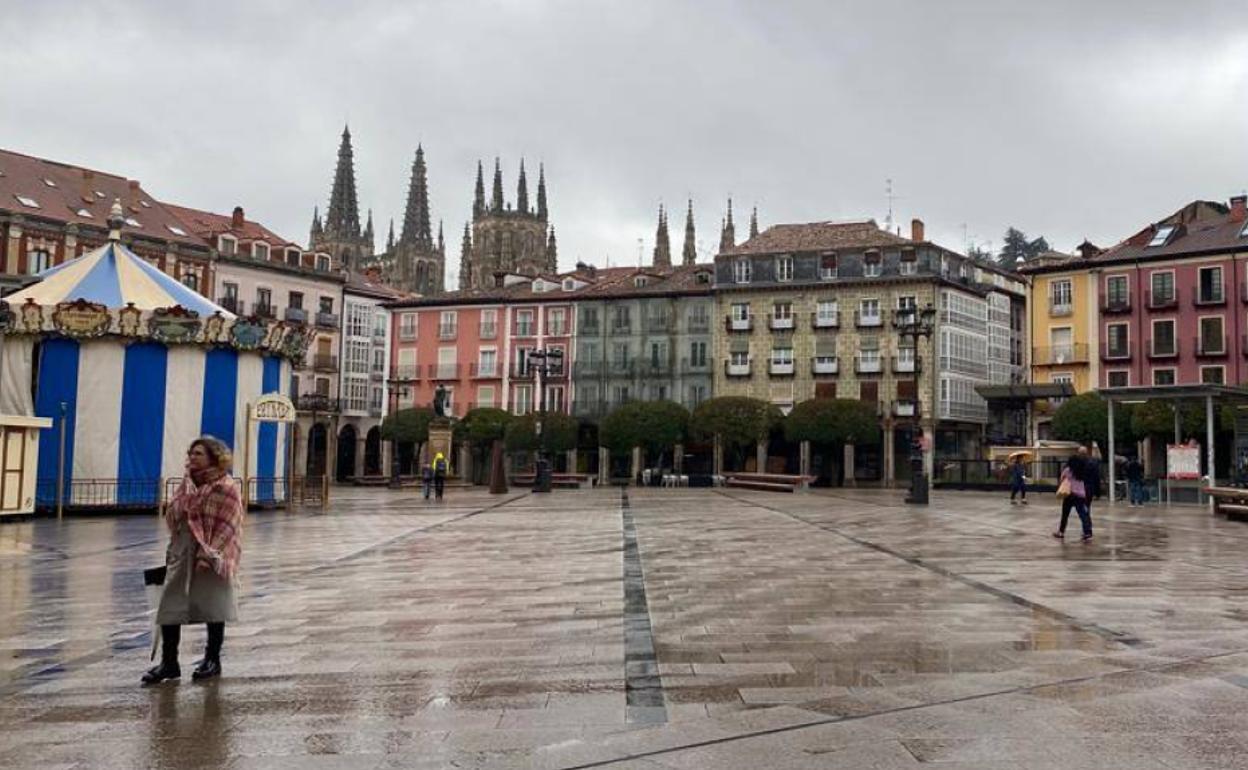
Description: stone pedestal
xmin=843 ymin=443 xmax=857 ymax=487
xmin=756 ymin=443 xmax=768 ymax=474
xmin=427 ymin=419 xmax=453 ymax=474
xmin=598 ymin=447 xmax=610 ymax=486
xmin=799 ymin=441 xmax=811 ymax=487
xmin=458 ymin=443 xmax=472 ymax=483
xmin=630 ymin=447 xmax=642 ymax=485
xmin=567 ymin=448 xmax=578 ymax=474
xmin=674 ymin=443 xmax=684 ymax=474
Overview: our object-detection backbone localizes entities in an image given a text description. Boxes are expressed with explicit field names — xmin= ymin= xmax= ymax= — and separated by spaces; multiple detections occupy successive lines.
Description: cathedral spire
xmin=719 ymin=198 xmax=736 ymax=252
xmin=546 ymin=225 xmax=557 ymax=268
xmin=310 ymin=206 xmax=322 ymax=243
xmin=325 ymin=124 xmax=362 ymax=238
xmin=516 ymin=159 xmax=529 ymax=214
xmin=473 ymin=160 xmax=486 ymax=219
xmin=459 ymin=223 xmax=472 ymax=291
xmin=386 ymin=218 xmax=395 ymax=252
xmin=363 ymin=209 xmax=375 ymax=253
xmin=682 ymin=199 xmax=697 ymax=266
xmin=491 ymin=158 xmax=505 ymax=213
xmin=437 ymin=220 xmax=444 ymax=254
xmin=749 ymin=205 xmax=759 ymax=239
xmin=653 ymin=205 xmax=671 ymax=268
xmin=401 ymin=145 xmax=433 ymax=249
xmin=536 ymin=163 xmax=548 ymax=221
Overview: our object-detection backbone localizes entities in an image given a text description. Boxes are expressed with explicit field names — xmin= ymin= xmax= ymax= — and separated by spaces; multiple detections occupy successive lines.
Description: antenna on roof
xmin=885 ymin=178 xmax=900 ymax=231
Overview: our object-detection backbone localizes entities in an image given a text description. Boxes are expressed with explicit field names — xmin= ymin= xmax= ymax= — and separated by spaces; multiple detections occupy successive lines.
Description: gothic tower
xmin=391 ymin=144 xmax=445 ymax=295
xmin=749 ymin=205 xmax=760 ymax=239
xmin=652 ymin=205 xmax=671 ymax=268
xmin=311 ymin=125 xmax=372 ymax=269
xmin=460 ymin=158 xmax=555 ymax=290
xmin=719 ymin=198 xmax=736 ymax=253
xmin=682 ymin=199 xmax=697 ymax=266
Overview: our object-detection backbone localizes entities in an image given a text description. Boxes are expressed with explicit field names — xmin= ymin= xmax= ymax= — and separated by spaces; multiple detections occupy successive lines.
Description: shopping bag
xmin=1055 ymin=478 xmax=1071 ymax=498
xmin=144 ymin=566 xmax=167 ymax=661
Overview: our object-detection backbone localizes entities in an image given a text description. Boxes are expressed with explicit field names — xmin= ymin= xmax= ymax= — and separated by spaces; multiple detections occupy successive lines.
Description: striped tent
xmin=0 ymin=234 xmax=292 ymax=508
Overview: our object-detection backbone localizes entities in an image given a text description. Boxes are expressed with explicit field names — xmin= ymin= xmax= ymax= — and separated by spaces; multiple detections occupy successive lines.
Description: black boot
xmin=142 ymin=625 xmax=181 ymax=685
xmin=193 ymin=623 xmax=223 ymax=681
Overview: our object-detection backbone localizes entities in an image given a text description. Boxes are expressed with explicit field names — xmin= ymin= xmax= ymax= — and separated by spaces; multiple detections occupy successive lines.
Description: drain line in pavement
xmin=620 ymin=487 xmax=668 ymax=725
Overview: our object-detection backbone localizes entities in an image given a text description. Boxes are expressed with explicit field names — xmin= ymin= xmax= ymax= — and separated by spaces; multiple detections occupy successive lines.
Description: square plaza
xmin=5 ymin=487 xmax=1248 ymax=768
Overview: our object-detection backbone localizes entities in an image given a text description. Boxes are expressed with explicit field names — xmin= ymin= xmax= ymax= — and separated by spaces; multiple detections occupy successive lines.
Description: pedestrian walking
xmin=1084 ymin=445 xmax=1102 ymax=516
xmin=1126 ymin=456 xmax=1145 ymax=506
xmin=433 ymin=451 xmax=448 ymax=500
xmin=142 ymin=436 xmax=243 ymax=685
xmin=1009 ymin=456 xmax=1028 ymax=505
xmin=1053 ymin=448 xmax=1092 ymax=542
xmin=421 ymin=461 xmax=434 ymax=500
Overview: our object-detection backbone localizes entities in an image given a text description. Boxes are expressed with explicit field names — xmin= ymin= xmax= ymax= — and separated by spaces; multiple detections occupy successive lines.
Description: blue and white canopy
xmin=5 ymin=240 xmax=229 ymax=317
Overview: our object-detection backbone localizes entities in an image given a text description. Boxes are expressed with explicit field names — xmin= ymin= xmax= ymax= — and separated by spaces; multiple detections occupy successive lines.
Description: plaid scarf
xmin=168 ymin=470 xmax=244 ymax=579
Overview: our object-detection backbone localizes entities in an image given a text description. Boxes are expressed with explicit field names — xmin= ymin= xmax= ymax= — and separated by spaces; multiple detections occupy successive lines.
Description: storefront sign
xmin=1166 ymin=442 xmax=1201 ymax=480
xmin=252 ymin=394 xmax=296 ymax=424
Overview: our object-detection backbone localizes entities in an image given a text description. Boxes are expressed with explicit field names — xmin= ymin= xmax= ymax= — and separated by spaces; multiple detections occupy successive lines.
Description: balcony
xmin=510 ymin=363 xmax=534 ymax=380
xmin=311 ymin=354 xmax=338 ymax=372
xmin=371 ymin=327 xmax=387 ymax=343
xmin=1048 ymin=299 xmax=1073 ymax=317
xmin=573 ymin=400 xmax=611 ymax=418
xmin=478 ymin=322 xmax=497 ymax=339
xmin=1194 ymin=335 xmax=1227 ymax=358
xmin=368 ymin=404 xmax=383 ymax=418
xmin=768 ymin=358 xmax=795 ymax=377
xmin=812 ymin=356 xmax=838 ymax=375
xmin=294 ymin=393 xmax=340 ymax=413
xmin=646 ymin=316 xmax=671 ymax=334
xmin=470 ymin=362 xmax=500 ymax=378
xmin=610 ymin=322 xmax=633 ymax=335
xmin=641 ymin=360 xmax=673 ymax=376
xmin=724 ymin=315 xmax=752 ymax=332
xmin=855 ymin=355 xmax=883 ymax=374
xmin=1145 ymin=338 xmax=1180 ymax=360
xmin=687 ymin=317 xmax=710 ymax=334
xmin=1194 ymin=285 xmax=1227 ymax=307
xmin=854 ymin=311 xmax=883 ymax=328
xmin=1100 ymin=292 xmax=1132 ymax=314
xmin=515 ymin=324 xmax=535 ymax=338
xmin=398 ymin=325 xmax=417 ymax=342
xmin=315 ymin=312 xmax=339 ymax=329
xmin=574 ymin=360 xmax=605 ymax=377
xmin=370 ymin=366 xmax=384 ymax=381
xmin=218 ymin=297 xmax=242 ymax=314
xmin=892 ymin=354 xmax=919 ymax=374
xmin=1101 ymin=341 xmax=1132 ymax=361
xmin=811 ymin=311 xmax=839 ymax=329
xmin=438 ymin=324 xmax=457 ymax=340
xmin=769 ymin=313 xmax=795 ymax=331
xmin=390 ymin=365 xmax=420 ymax=381
xmin=1147 ymin=288 xmax=1177 ymax=310
xmin=1032 ymin=344 xmax=1090 ymax=365
xmin=428 ymin=363 xmax=462 ymax=380
xmin=680 ymin=357 xmax=711 ymax=375
xmin=547 ymin=324 xmax=569 ymax=337
xmin=608 ymin=360 xmax=636 ymax=376
xmin=893 ymin=399 xmax=918 ymax=418
xmin=724 ymin=360 xmax=752 ymax=377
xmin=254 ymin=303 xmax=275 ymax=320
xmin=284 ymin=307 xmax=307 ymax=324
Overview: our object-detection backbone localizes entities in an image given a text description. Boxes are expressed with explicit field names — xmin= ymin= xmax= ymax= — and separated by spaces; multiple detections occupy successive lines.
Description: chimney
xmin=231 ymin=206 xmax=245 ymax=229
xmin=127 ymin=179 xmax=140 ymax=211
xmin=80 ymin=169 xmax=95 ymax=203
xmin=1230 ymin=195 xmax=1247 ymax=223
xmin=910 ymin=218 xmax=925 ymax=242
xmin=493 ymin=271 xmax=505 ymax=288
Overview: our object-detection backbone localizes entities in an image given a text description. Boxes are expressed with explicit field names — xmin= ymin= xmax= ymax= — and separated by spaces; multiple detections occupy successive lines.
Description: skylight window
xmin=166 ymin=225 xmax=187 ymax=237
xmin=14 ymin=194 xmax=40 ymax=209
xmin=1148 ymin=225 xmax=1175 ymax=247
xmin=43 ymin=178 xmax=57 ymax=188
xmin=93 ymin=191 xmax=105 ymax=199
xmin=139 ymin=200 xmax=151 ymax=208
xmin=124 ymin=217 xmax=141 ymax=227
xmin=76 ymin=209 xmax=93 ymax=218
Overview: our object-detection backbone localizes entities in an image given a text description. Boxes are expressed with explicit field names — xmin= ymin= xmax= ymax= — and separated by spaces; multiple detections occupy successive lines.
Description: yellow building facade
xmin=1023 ymin=260 xmax=1099 ymax=435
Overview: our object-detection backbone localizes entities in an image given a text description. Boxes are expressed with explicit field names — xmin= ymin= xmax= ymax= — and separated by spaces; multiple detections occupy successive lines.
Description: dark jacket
xmin=1085 ymin=457 xmax=1102 ymax=498
xmin=1010 ymin=463 xmax=1026 ymax=483
xmin=1125 ymin=458 xmax=1144 ymax=482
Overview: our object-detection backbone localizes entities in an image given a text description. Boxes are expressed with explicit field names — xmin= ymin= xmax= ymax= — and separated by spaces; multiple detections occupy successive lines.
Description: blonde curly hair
xmin=190 ymin=435 xmax=233 ymax=472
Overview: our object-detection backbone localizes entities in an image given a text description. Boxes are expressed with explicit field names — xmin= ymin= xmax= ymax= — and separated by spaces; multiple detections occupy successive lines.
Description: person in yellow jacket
xmin=433 ymin=452 xmax=448 ymax=500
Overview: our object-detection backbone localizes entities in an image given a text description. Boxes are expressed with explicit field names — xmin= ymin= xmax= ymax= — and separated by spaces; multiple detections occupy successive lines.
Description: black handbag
xmin=144 ymin=565 xmax=167 ymax=587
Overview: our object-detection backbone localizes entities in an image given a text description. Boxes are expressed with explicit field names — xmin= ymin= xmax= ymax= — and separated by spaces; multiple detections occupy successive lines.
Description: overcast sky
xmin=3 ymin=1 xmax=1247 ymax=283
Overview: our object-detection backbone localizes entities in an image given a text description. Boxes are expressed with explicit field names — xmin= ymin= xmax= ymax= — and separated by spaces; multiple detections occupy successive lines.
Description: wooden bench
xmin=509 ymin=473 xmax=593 ymax=489
xmin=724 ymin=472 xmax=815 ymax=493
xmin=1206 ymin=486 xmax=1248 ymax=521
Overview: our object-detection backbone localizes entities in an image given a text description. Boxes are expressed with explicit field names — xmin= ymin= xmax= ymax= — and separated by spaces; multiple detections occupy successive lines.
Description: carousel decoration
xmin=147 ymin=305 xmax=202 ymax=345
xmin=117 ymin=302 xmax=143 ymax=337
xmin=51 ymin=299 xmax=112 ymax=338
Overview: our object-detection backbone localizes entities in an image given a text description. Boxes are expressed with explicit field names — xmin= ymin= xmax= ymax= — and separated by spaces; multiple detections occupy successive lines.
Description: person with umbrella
xmin=1008 ymin=451 xmax=1029 ymax=505
xmin=142 ymin=436 xmax=243 ymax=685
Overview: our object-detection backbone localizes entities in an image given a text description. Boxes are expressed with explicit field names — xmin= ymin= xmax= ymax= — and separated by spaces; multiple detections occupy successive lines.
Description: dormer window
xmin=775 ymin=255 xmax=794 ymax=282
xmin=863 ymin=250 xmax=882 ymax=278
xmin=286 ymin=248 xmax=301 ymax=266
xmin=218 ymin=234 xmax=237 ymax=255
xmin=734 ymin=258 xmax=752 ymax=283
xmin=253 ymin=243 xmax=270 ymax=260
xmin=139 ymin=200 xmax=151 ymax=208
xmin=695 ymin=270 xmax=711 ymax=284
xmin=93 ymin=190 xmax=105 ymax=199
xmin=1240 ymin=220 xmax=1248 ymax=238
xmin=820 ymin=253 xmax=837 ymax=280
xmin=316 ymin=254 xmax=330 ymax=271
xmin=14 ymin=194 xmax=39 ymax=209
xmin=563 ymin=278 xmax=576 ymax=291
xmin=1148 ymin=225 xmax=1175 ymax=247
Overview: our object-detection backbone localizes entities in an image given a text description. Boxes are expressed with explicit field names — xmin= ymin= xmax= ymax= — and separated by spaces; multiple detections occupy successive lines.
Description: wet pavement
xmin=5 ymin=486 xmax=1248 ymax=767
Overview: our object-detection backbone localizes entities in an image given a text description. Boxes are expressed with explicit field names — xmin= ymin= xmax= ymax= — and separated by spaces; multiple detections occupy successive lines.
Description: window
xmin=1050 ymin=328 xmax=1073 ymax=362
xmin=1107 ymin=371 xmax=1129 ymax=388
xmin=1153 ymin=369 xmax=1176 ymax=386
xmin=548 ymin=308 xmax=567 ymax=336
xmin=1198 ymin=266 xmax=1224 ymax=304
xmin=734 ymin=258 xmax=752 ymax=283
xmin=816 ymin=299 xmax=838 ymax=325
xmin=897 ymin=295 xmax=917 ymax=311
xmin=399 ymin=313 xmax=418 ymax=341
xmin=1148 ymin=224 xmax=1175 ymax=247
xmin=612 ymin=385 xmax=631 ymax=404
xmin=773 ymin=301 xmax=793 ymax=320
xmin=289 ymin=291 xmax=304 ymax=310
xmin=689 ymin=340 xmax=707 ymax=367
xmin=820 ymin=253 xmax=837 ymax=280
xmin=437 ymin=346 xmax=457 ymax=379
xmin=286 ymin=249 xmax=301 ymax=266
xmin=580 ymin=307 xmax=599 ymax=331
xmin=688 ymin=384 xmax=708 ymax=407
xmin=319 ymin=296 xmax=333 ymax=314
xmin=372 ymin=349 xmax=385 ymax=374
xmin=634 ymin=275 xmax=648 ymax=288
xmin=27 ymin=249 xmax=51 ymax=274
xmin=478 ymin=349 xmax=497 ymax=377
xmin=253 ymin=243 xmax=270 ymax=260
xmin=612 ymin=306 xmax=631 ymax=332
xmin=731 ymin=303 xmax=750 ymax=322
xmin=218 ymin=235 xmax=237 ymax=255
xmin=1151 ymin=319 xmax=1176 ymax=356
xmin=1199 ymin=316 xmax=1225 ymax=354
xmin=775 ymin=255 xmax=793 ymax=282
xmin=346 ymin=302 xmax=369 ymax=337
xmin=516 ymin=309 xmax=535 ymax=337
xmin=439 ymin=310 xmax=457 ymax=339
xmin=771 ymin=347 xmax=794 ymax=365
xmin=396 ymin=348 xmax=417 ymax=379
xmin=546 ymin=385 xmax=565 ymax=411
xmin=316 ymin=255 xmax=331 ymax=271
xmin=514 ymin=385 xmax=532 ymax=415
xmin=899 ymin=260 xmax=917 ymax=276
xmin=256 ymin=288 xmax=272 ymax=313
xmin=730 ymin=351 xmax=749 ymax=366
xmin=181 ymin=272 xmax=198 ymax=291
xmin=475 ymin=385 xmax=496 ymax=408
xmin=1105 ymin=275 xmax=1129 ymax=308
xmin=1150 ymin=271 xmax=1175 ymax=306
xmin=858 ymin=298 xmax=881 ymax=325
xmin=1201 ymin=366 xmax=1225 ymax=385
xmin=1050 ymin=372 xmax=1074 ymax=405
xmin=1049 ymin=279 xmax=1072 ymax=314
xmin=1106 ymin=323 xmax=1129 ymax=358
xmin=480 ymin=308 xmax=498 ymax=338
xmin=687 ymin=304 xmax=709 ymax=331
xmin=863 ymin=251 xmax=882 ymax=278
xmin=223 ymin=283 xmax=238 ymax=305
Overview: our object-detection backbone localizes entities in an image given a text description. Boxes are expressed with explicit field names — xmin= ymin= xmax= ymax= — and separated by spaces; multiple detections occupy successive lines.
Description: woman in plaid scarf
xmin=142 ymin=436 xmax=244 ymax=685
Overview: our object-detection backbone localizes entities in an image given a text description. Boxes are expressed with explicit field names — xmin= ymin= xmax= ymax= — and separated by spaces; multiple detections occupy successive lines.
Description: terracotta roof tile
xmin=163 ymin=203 xmax=300 ymax=249
xmin=721 ymin=220 xmax=911 ymax=255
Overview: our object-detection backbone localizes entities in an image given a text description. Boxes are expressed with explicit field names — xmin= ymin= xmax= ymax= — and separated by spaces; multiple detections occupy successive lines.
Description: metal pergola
xmin=1099 ymin=385 xmax=1248 ymax=504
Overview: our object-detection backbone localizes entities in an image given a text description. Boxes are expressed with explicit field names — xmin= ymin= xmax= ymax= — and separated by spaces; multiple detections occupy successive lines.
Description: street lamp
xmin=527 ymin=347 xmax=565 ymax=493
xmin=893 ymin=302 xmax=937 ymax=505
xmin=385 ymin=377 xmax=410 ymax=489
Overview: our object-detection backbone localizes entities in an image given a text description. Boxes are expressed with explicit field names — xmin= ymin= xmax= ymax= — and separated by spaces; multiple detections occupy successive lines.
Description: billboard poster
xmin=1166 ymin=442 xmax=1201 ymax=480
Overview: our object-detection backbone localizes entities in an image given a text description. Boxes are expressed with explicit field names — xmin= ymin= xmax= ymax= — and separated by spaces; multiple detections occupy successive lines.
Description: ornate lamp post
xmin=893 ymin=302 xmax=937 ymax=505
xmin=385 ymin=379 xmax=410 ymax=489
xmin=527 ymin=348 xmax=564 ymax=493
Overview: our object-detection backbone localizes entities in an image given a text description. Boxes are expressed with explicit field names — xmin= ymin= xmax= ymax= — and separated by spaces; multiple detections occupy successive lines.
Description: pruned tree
xmin=784 ymin=398 xmax=881 ymax=447
xmin=455 ymin=407 xmax=513 ymax=484
xmin=504 ymin=412 xmax=578 ymax=455
xmin=379 ymin=407 xmax=435 ymax=472
xmin=599 ymin=400 xmax=690 ymax=466
xmin=1051 ymin=393 xmax=1135 ymax=453
xmin=690 ymin=396 xmax=781 ymax=468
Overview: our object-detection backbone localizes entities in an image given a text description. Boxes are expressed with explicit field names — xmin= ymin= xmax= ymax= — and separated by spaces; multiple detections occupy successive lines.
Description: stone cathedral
xmin=459 ymin=158 xmax=556 ymax=291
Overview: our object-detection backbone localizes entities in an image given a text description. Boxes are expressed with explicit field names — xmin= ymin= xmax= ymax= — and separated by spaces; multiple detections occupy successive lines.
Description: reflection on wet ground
xmin=5 ymin=486 xmax=1248 ymax=767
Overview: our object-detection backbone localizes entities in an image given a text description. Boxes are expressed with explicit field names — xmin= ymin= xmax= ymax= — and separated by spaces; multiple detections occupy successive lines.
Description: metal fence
xmin=33 ymin=474 xmax=328 ymax=513
xmin=933 ymin=459 xmax=1066 ymax=491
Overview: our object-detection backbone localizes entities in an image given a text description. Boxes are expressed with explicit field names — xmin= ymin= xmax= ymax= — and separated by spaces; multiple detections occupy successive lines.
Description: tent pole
xmin=1108 ymin=398 xmax=1116 ymax=504
xmin=56 ymin=401 xmax=66 ymax=521
xmin=1207 ymin=395 xmax=1216 ymax=509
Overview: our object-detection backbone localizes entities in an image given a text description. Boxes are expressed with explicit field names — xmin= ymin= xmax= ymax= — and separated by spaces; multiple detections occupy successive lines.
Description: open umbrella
xmin=1007 ymin=450 xmax=1034 ymax=462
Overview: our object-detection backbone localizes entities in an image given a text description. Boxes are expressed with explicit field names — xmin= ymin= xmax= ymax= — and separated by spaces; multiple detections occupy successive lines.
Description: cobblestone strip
xmin=621 ymin=487 xmax=667 ymax=725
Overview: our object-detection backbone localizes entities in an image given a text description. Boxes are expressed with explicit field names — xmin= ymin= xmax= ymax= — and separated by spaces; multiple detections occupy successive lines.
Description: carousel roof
xmin=6 ymin=204 xmax=230 ymax=318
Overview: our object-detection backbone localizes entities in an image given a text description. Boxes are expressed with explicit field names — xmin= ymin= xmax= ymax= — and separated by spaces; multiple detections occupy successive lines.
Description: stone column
xmin=566 ymin=448 xmax=578 ymax=475
xmin=458 ymin=443 xmax=472 ymax=481
xmin=673 ymin=443 xmax=684 ymax=474
xmin=843 ymin=443 xmax=857 ymax=487
xmin=294 ymin=418 xmax=309 ymax=478
xmin=755 ymin=442 xmax=768 ymax=474
xmin=713 ymin=434 xmax=723 ymax=475
xmin=883 ymin=422 xmax=895 ymax=487
xmin=631 ymin=446 xmax=642 ymax=484
xmin=4 ymin=224 xmax=22 ymax=275
xmin=799 ymin=441 xmax=811 ymax=489
xmin=598 ymin=446 xmax=610 ymax=486
xmin=355 ymin=434 xmax=367 ymax=479
xmin=922 ymin=420 xmax=935 ymax=481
